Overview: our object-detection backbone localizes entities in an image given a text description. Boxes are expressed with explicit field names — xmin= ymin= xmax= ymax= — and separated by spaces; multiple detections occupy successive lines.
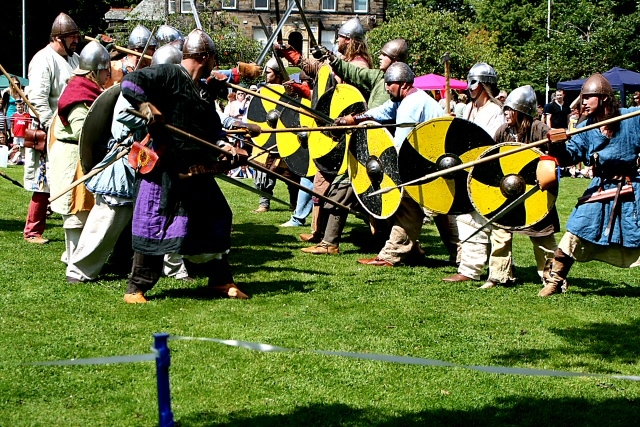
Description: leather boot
xmin=538 ymin=249 xmax=573 ymax=297
xmin=310 ymin=205 xmax=320 ymax=235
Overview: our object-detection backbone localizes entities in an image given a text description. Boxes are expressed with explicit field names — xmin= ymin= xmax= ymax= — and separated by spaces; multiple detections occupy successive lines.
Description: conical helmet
xmin=151 ymin=44 xmax=183 ymax=66
xmin=182 ymin=29 xmax=217 ymax=58
xmin=380 ymin=39 xmax=408 ymax=63
xmin=265 ymin=57 xmax=280 ymax=72
xmin=384 ymin=62 xmax=415 ymax=85
xmin=581 ymin=73 xmax=614 ymax=98
xmin=503 ymin=85 xmax=537 ymax=117
xmin=74 ymin=41 xmax=110 ymax=75
xmin=156 ymin=25 xmax=184 ymax=49
xmin=128 ymin=25 xmax=158 ymax=49
xmin=338 ymin=18 xmax=365 ymax=41
xmin=467 ymin=62 xmax=498 ymax=89
xmin=50 ymin=13 xmax=79 ymax=37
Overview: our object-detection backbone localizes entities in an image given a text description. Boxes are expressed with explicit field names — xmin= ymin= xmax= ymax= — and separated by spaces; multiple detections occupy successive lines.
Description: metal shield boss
xmin=397 ymin=116 xmax=495 ymax=215
xmin=311 ymin=83 xmax=367 ymax=175
xmin=79 ymin=84 xmax=122 ymax=174
xmin=348 ymin=121 xmax=402 ymax=219
xmin=468 ymin=142 xmax=557 ymax=230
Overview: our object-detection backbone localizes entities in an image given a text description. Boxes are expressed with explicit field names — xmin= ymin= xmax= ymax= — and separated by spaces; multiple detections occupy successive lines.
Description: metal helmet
xmin=74 ymin=41 xmax=110 ymax=75
xmin=182 ymin=29 xmax=217 ymax=57
xmin=151 ymin=44 xmax=183 ymax=65
xmin=384 ymin=62 xmax=415 ymax=85
xmin=128 ymin=25 xmax=158 ymax=49
xmin=503 ymin=85 xmax=537 ymax=117
xmin=581 ymin=73 xmax=614 ymax=98
xmin=50 ymin=13 xmax=79 ymax=37
xmin=265 ymin=57 xmax=280 ymax=72
xmin=155 ymin=25 xmax=184 ymax=48
xmin=380 ymin=39 xmax=408 ymax=63
xmin=467 ymin=62 xmax=498 ymax=90
xmin=338 ymin=18 xmax=365 ymax=41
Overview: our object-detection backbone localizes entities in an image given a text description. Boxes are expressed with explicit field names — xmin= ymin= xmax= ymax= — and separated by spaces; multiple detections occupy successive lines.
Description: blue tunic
xmin=556 ymin=107 xmax=640 ymax=248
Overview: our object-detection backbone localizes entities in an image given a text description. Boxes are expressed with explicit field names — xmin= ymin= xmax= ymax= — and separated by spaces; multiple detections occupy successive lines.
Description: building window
xmin=181 ymin=0 xmax=192 ymax=13
xmin=321 ymin=0 xmax=335 ymax=11
xmin=353 ymin=0 xmax=367 ymax=13
xmin=168 ymin=0 xmax=176 ymax=14
xmin=222 ymin=0 xmax=237 ymax=9
xmin=254 ymin=0 xmax=269 ymax=10
xmin=253 ymin=28 xmax=268 ymax=46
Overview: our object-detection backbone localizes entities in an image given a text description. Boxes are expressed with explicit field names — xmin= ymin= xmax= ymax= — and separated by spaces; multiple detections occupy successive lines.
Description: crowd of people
xmin=4 ymin=12 xmax=640 ymax=303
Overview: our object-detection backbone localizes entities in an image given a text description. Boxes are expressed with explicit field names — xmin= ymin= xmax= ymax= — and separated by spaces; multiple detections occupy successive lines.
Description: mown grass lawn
xmin=1 ymin=164 xmax=639 ymax=426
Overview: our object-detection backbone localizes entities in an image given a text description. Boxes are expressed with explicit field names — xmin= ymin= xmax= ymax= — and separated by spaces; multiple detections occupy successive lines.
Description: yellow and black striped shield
xmin=398 ymin=117 xmax=495 ymax=214
xmin=348 ymin=121 xmax=402 ymax=219
xmin=468 ymin=143 xmax=557 ymax=230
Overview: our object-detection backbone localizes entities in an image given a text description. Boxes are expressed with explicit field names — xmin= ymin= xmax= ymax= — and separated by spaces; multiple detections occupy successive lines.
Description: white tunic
xmin=24 ymin=45 xmax=79 ymax=193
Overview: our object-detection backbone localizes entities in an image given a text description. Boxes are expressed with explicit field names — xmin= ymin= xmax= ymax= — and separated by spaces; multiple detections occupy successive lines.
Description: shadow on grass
xmin=232 ymin=223 xmax=298 ymax=248
xmin=175 ymin=397 xmax=640 ymax=426
xmin=0 ymin=218 xmax=26 ymax=233
xmin=568 ymin=277 xmax=640 ymax=298
xmin=151 ymin=278 xmax=314 ymax=300
xmin=493 ymin=319 xmax=640 ymax=371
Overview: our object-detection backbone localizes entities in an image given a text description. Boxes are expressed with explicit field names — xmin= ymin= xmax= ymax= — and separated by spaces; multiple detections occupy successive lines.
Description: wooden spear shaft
xmin=224 ymin=81 xmax=328 ymax=123
xmin=84 ymin=36 xmax=153 ymax=61
xmin=367 ymin=108 xmax=640 ymax=197
xmin=225 ymin=122 xmax=420 ymax=135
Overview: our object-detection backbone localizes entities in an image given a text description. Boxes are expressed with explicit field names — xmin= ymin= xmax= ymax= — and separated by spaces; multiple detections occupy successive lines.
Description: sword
xmin=189 ymin=0 xmax=203 ymax=30
xmin=460 ymin=185 xmax=540 ymax=244
xmin=366 ymin=108 xmax=640 ymax=198
xmin=0 ymin=170 xmax=24 ymax=188
xmin=134 ymin=26 xmax=157 ymax=71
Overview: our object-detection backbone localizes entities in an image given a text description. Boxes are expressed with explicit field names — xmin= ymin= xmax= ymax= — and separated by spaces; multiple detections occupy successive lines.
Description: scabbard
xmin=576 ymin=184 xmax=634 ymax=205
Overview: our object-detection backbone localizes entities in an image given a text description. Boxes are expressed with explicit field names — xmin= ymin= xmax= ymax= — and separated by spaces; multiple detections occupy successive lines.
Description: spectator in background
xmin=631 ymin=91 xmax=640 ymax=107
xmin=0 ymin=131 xmax=8 ymax=147
xmin=10 ymin=99 xmax=31 ymax=150
xmin=0 ymin=97 xmax=8 ymax=137
xmin=2 ymin=76 xmax=23 ymax=118
xmin=543 ymin=89 xmax=571 ymax=129
xmin=454 ymin=93 xmax=468 ymax=118
xmin=496 ymin=90 xmax=508 ymax=104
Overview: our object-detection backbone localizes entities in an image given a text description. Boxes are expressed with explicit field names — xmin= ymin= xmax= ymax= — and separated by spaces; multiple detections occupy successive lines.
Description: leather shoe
xmin=442 ymin=273 xmax=473 ymax=282
xmin=24 ymin=235 xmax=49 ymax=244
xmin=301 ymin=242 xmax=339 ymax=255
xmin=357 ymin=257 xmax=393 ymax=267
xmin=124 ymin=292 xmax=148 ymax=304
xmin=209 ymin=283 xmax=249 ymax=299
xmin=252 ymin=206 xmax=269 ymax=213
xmin=299 ymin=233 xmax=322 ymax=243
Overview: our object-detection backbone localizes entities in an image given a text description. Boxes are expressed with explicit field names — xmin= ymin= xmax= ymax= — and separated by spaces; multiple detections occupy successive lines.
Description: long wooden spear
xmin=84 ymin=35 xmax=153 ymax=61
xmin=126 ymin=109 xmax=367 ymax=219
xmin=366 ymin=108 xmax=640 ymax=197
xmin=0 ymin=63 xmax=41 ymax=122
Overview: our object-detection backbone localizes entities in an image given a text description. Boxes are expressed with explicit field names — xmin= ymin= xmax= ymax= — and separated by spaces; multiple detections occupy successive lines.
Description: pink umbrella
xmin=414 ymin=73 xmax=468 ymax=91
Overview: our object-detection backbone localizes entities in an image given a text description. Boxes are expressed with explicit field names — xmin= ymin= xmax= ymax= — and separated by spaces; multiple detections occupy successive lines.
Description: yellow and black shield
xmin=398 ymin=117 xmax=495 ymax=214
xmin=348 ymin=121 xmax=402 ymax=219
xmin=468 ymin=143 xmax=557 ymax=230
xmin=311 ymin=84 xmax=366 ymax=175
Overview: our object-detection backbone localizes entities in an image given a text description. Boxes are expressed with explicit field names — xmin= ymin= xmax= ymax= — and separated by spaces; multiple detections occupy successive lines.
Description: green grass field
xmin=1 ymin=165 xmax=639 ymax=426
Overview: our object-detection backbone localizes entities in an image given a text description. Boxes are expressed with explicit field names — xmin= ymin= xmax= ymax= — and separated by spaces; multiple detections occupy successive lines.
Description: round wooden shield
xmin=276 ymin=96 xmax=318 ymax=177
xmin=398 ymin=117 xmax=495 ymax=215
xmin=245 ymin=84 xmax=285 ymax=150
xmin=311 ymin=63 xmax=336 ymax=108
xmin=310 ymin=84 xmax=367 ymax=175
xmin=348 ymin=121 xmax=403 ymax=219
xmin=468 ymin=143 xmax=557 ymax=230
xmin=79 ymin=84 xmax=121 ymax=174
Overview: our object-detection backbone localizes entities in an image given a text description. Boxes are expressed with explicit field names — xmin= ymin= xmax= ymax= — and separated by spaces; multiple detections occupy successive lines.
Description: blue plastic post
xmin=154 ymin=333 xmax=174 ymax=427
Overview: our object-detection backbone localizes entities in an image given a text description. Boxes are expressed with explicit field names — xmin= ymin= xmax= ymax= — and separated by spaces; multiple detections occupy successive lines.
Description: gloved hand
xmin=536 ymin=155 xmax=558 ymax=191
xmin=138 ymin=102 xmax=163 ymax=126
xmin=311 ymin=45 xmax=334 ymax=62
xmin=238 ymin=62 xmax=263 ymax=79
xmin=243 ymin=123 xmax=262 ymax=138
xmin=335 ymin=114 xmax=356 ymax=127
xmin=95 ymin=33 xmax=114 ymax=51
xmin=547 ymin=128 xmax=568 ymax=143
xmin=275 ymin=43 xmax=301 ymax=65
